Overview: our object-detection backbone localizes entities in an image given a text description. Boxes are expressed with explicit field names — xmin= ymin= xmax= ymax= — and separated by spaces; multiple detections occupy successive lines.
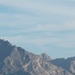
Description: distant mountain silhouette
xmin=0 ymin=39 xmax=74 ymax=75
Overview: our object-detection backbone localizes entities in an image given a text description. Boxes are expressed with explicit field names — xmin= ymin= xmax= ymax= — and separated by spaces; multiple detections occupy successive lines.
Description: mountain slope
xmin=51 ymin=57 xmax=75 ymax=75
xmin=0 ymin=39 xmax=73 ymax=75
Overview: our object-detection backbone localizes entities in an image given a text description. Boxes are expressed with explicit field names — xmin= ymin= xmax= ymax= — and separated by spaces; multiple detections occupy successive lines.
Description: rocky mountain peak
xmin=39 ymin=53 xmax=51 ymax=61
xmin=0 ymin=39 xmax=14 ymax=62
xmin=0 ymin=39 xmax=74 ymax=75
xmin=0 ymin=39 xmax=11 ymax=46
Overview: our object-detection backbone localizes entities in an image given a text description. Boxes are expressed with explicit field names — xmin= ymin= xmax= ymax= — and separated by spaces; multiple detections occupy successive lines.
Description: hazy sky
xmin=0 ymin=0 xmax=75 ymax=58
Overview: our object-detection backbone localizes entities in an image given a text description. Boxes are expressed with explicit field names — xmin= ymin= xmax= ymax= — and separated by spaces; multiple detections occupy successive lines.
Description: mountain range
xmin=0 ymin=39 xmax=75 ymax=75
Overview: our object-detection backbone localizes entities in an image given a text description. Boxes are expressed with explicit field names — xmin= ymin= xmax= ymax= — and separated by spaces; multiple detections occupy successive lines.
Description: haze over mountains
xmin=0 ymin=39 xmax=75 ymax=75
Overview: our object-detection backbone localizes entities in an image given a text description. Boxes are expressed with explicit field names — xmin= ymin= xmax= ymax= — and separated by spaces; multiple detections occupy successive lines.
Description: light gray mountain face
xmin=0 ymin=39 xmax=74 ymax=75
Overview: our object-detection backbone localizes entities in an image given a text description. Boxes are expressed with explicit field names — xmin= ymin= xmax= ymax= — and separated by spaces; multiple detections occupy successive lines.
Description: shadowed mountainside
xmin=51 ymin=57 xmax=75 ymax=75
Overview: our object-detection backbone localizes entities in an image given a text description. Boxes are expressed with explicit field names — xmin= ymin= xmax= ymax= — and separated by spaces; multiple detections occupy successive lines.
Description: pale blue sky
xmin=0 ymin=0 xmax=75 ymax=58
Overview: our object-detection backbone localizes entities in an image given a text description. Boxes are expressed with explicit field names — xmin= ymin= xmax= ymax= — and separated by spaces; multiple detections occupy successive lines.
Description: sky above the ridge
xmin=0 ymin=0 xmax=75 ymax=58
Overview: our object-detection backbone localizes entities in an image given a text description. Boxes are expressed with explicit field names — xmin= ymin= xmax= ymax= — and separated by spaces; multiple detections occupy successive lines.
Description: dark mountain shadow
xmin=0 ymin=39 xmax=15 ymax=62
